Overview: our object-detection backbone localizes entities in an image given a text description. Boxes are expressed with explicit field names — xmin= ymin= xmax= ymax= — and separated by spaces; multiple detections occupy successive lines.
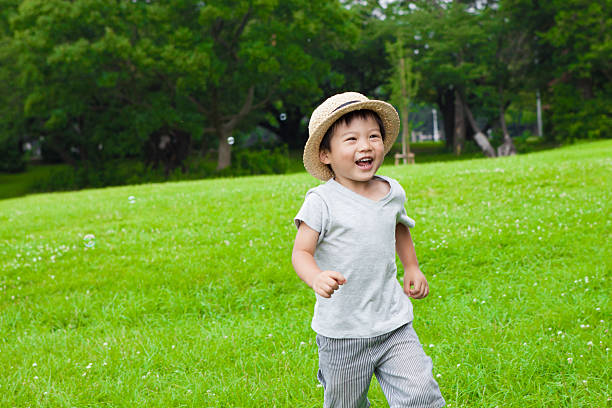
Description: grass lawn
xmin=0 ymin=139 xmax=609 ymax=407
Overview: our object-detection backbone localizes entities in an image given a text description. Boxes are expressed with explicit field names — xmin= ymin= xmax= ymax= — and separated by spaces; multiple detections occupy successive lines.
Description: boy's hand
xmin=312 ymin=270 xmax=346 ymax=298
xmin=404 ymin=268 xmax=429 ymax=299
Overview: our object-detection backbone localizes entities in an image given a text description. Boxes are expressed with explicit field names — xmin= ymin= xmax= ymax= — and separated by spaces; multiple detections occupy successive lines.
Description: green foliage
xmin=0 ymin=138 xmax=26 ymax=172
xmin=228 ymin=145 xmax=291 ymax=176
xmin=548 ymin=83 xmax=612 ymax=141
xmin=0 ymin=0 xmax=610 ymax=173
xmin=30 ymin=160 xmax=167 ymax=192
xmin=505 ymin=0 xmax=611 ymax=141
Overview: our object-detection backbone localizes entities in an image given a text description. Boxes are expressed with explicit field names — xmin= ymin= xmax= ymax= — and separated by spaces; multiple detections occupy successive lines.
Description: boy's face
xmin=319 ymin=115 xmax=384 ymax=188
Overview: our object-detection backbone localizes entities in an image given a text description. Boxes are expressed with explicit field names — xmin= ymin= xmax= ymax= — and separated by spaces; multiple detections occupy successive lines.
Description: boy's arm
xmin=395 ymin=223 xmax=429 ymax=299
xmin=292 ymin=222 xmax=346 ymax=298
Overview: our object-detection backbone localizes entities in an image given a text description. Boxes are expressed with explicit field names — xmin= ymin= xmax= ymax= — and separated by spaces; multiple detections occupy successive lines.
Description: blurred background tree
xmin=0 ymin=0 xmax=609 ymax=182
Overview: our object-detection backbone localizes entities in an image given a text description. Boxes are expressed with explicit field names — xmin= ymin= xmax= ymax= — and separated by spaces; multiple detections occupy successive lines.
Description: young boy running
xmin=292 ymin=92 xmax=445 ymax=407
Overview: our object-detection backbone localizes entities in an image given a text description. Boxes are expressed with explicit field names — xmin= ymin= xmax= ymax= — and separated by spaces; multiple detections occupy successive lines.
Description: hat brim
xmin=303 ymin=100 xmax=400 ymax=181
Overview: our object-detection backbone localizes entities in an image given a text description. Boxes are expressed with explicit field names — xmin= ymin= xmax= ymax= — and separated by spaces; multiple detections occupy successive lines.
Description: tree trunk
xmin=453 ymin=89 xmax=465 ymax=155
xmin=459 ymin=92 xmax=497 ymax=158
xmin=399 ymin=56 xmax=413 ymax=159
xmin=497 ymin=94 xmax=517 ymax=157
xmin=217 ymin=131 xmax=231 ymax=170
xmin=260 ymin=105 xmax=306 ymax=150
xmin=437 ymin=88 xmax=455 ymax=151
xmin=46 ymin=134 xmax=77 ymax=167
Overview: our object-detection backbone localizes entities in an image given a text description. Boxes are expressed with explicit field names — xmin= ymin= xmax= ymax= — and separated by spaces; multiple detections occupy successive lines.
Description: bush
xmin=31 ymin=166 xmax=77 ymax=192
xmin=224 ymin=145 xmax=291 ymax=177
xmin=29 ymin=146 xmax=292 ymax=193
xmin=548 ymin=83 xmax=612 ymax=142
xmin=30 ymin=160 xmax=169 ymax=193
xmin=0 ymin=138 xmax=26 ymax=173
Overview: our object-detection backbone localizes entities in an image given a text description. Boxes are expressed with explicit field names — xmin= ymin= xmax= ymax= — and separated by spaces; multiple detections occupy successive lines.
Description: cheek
xmin=339 ymin=149 xmax=357 ymax=162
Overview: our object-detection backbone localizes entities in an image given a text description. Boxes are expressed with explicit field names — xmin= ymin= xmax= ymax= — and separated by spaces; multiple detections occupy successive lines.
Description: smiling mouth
xmin=355 ymin=158 xmax=373 ymax=169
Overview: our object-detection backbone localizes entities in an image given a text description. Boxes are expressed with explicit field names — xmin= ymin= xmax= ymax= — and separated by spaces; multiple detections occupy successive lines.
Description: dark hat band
xmin=331 ymin=100 xmax=360 ymax=113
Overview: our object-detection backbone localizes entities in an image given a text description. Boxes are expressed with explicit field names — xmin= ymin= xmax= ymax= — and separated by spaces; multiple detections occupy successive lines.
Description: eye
xmin=345 ymin=137 xmax=357 ymax=142
xmin=370 ymin=134 xmax=382 ymax=140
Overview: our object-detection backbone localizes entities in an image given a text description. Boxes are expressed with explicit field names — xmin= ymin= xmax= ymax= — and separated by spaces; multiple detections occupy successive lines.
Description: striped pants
xmin=316 ymin=323 xmax=445 ymax=408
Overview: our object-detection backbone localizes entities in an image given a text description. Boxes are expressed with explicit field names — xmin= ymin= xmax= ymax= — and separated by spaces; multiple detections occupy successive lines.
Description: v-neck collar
xmin=327 ymin=175 xmax=393 ymax=206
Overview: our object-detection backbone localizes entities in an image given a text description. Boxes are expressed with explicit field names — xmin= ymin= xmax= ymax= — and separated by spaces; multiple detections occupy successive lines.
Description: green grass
xmin=0 ymin=140 xmax=610 ymax=407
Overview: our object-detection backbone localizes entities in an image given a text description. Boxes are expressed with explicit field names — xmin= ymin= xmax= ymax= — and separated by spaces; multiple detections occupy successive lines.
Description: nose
xmin=358 ymin=137 xmax=373 ymax=152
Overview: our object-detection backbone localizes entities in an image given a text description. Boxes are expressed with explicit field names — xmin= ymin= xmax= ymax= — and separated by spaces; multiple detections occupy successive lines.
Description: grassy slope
xmin=0 ymin=140 xmax=610 ymax=407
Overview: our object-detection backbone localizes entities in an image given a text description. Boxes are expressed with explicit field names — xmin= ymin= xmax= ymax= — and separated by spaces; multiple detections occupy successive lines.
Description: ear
xmin=319 ymin=149 xmax=331 ymax=164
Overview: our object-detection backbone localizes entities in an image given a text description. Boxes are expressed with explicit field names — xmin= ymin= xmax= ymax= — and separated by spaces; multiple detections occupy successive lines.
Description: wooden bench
xmin=394 ymin=152 xmax=415 ymax=165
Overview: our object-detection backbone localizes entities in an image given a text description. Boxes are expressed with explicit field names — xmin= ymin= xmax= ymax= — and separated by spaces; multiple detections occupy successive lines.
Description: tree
xmin=387 ymin=1 xmax=492 ymax=154
xmin=8 ymin=0 xmax=188 ymax=168
xmin=5 ymin=0 xmax=357 ymax=172
xmin=0 ymin=0 xmax=25 ymax=171
xmin=182 ymin=0 xmax=356 ymax=169
xmin=535 ymin=0 xmax=611 ymax=140
xmin=259 ymin=1 xmax=390 ymax=152
xmin=389 ymin=1 xmax=536 ymax=157
xmin=386 ymin=38 xmax=420 ymax=163
xmin=503 ymin=0 xmax=611 ymax=141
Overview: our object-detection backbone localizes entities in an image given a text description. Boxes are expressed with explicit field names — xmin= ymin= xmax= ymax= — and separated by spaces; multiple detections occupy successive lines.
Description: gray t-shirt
xmin=294 ymin=175 xmax=416 ymax=338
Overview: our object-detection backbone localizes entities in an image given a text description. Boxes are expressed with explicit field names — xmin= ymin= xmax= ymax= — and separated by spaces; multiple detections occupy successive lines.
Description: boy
xmin=292 ymin=92 xmax=445 ymax=407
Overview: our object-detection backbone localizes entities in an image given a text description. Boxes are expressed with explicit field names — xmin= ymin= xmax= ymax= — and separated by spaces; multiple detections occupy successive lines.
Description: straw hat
xmin=304 ymin=92 xmax=400 ymax=180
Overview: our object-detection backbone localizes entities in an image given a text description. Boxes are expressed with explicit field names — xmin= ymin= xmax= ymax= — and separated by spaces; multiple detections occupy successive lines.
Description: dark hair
xmin=319 ymin=109 xmax=385 ymax=152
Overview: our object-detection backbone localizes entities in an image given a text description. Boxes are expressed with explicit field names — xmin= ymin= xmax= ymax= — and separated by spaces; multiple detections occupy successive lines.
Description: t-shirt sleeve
xmin=393 ymin=179 xmax=416 ymax=228
xmin=397 ymin=206 xmax=416 ymax=229
xmin=294 ymin=192 xmax=329 ymax=239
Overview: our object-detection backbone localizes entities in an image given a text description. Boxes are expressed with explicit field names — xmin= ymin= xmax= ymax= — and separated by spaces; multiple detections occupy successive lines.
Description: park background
xmin=0 ymin=0 xmax=610 ymax=406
